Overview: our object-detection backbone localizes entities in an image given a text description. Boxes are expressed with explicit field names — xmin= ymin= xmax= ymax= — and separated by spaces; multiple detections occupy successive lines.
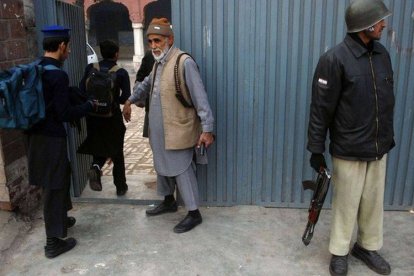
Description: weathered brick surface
xmin=21 ymin=0 xmax=36 ymax=58
xmin=0 ymin=0 xmax=40 ymax=212
xmin=0 ymin=201 xmax=13 ymax=211
xmin=25 ymin=28 xmax=38 ymax=60
xmin=0 ymin=131 xmax=32 ymax=212
xmin=0 ymin=144 xmax=10 ymax=203
xmin=0 ymin=56 xmax=29 ymax=70
xmin=4 ymin=157 xmax=40 ymax=213
xmin=0 ymin=42 xmax=6 ymax=61
xmin=6 ymin=40 xmax=28 ymax=60
xmin=0 ymin=167 xmax=9 ymax=202
xmin=0 ymin=20 xmax=9 ymax=41
xmin=23 ymin=0 xmax=35 ymax=27
xmin=0 ymin=170 xmax=5 ymax=185
xmin=0 ymin=61 xmax=13 ymax=70
xmin=9 ymin=19 xmax=25 ymax=39
xmin=2 ymin=138 xmax=26 ymax=166
xmin=0 ymin=129 xmax=24 ymax=145
xmin=0 ymin=130 xmax=26 ymax=166
xmin=1 ymin=0 xmax=24 ymax=19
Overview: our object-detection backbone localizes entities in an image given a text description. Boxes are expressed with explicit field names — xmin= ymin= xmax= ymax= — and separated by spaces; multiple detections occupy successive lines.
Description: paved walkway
xmin=100 ymin=75 xmax=155 ymax=177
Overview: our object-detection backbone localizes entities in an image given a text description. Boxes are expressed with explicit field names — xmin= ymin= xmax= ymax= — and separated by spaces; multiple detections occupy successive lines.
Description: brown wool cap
xmin=146 ymin=18 xmax=173 ymax=37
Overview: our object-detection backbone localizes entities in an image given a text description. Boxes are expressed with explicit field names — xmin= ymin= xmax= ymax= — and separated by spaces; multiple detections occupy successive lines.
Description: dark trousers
xmin=93 ymin=150 xmax=126 ymax=188
xmin=43 ymin=180 xmax=72 ymax=238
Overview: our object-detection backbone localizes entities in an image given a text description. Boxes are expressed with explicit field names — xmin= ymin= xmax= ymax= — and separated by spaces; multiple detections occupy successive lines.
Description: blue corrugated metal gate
xmin=172 ymin=0 xmax=414 ymax=209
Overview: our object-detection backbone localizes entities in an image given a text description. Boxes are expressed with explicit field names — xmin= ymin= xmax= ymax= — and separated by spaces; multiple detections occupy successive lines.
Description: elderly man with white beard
xmin=122 ymin=18 xmax=215 ymax=233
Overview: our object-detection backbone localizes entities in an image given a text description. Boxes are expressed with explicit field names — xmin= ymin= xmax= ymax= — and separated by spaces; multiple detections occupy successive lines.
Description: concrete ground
xmin=1 ymin=205 xmax=414 ymax=276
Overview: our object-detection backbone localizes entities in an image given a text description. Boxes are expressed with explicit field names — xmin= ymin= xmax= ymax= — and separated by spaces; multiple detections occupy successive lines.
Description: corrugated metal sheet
xmin=34 ymin=0 xmax=90 ymax=196
xmin=172 ymin=0 xmax=414 ymax=209
xmin=384 ymin=0 xmax=414 ymax=209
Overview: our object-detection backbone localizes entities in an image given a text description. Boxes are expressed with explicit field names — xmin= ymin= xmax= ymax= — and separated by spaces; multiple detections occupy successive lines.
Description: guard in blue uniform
xmin=27 ymin=25 xmax=95 ymax=258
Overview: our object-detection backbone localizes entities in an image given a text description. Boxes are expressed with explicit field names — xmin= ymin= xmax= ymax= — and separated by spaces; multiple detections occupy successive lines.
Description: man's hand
xmin=89 ymin=100 xmax=99 ymax=112
xmin=122 ymin=100 xmax=132 ymax=122
xmin=136 ymin=100 xmax=145 ymax=108
xmin=197 ymin=132 xmax=215 ymax=148
xmin=310 ymin=153 xmax=326 ymax=173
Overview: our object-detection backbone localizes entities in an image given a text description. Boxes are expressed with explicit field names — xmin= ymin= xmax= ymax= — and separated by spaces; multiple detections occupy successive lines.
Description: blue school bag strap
xmin=0 ymin=59 xmax=61 ymax=129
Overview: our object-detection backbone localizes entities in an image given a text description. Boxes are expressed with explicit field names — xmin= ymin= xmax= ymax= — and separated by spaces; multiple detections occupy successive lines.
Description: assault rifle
xmin=302 ymin=167 xmax=331 ymax=246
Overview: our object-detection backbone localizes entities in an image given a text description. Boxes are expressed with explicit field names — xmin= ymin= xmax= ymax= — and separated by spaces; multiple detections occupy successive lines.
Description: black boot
xmin=44 ymin=237 xmax=77 ymax=259
xmin=173 ymin=210 xmax=202 ymax=233
xmin=146 ymin=200 xmax=178 ymax=216
xmin=351 ymin=243 xmax=391 ymax=275
xmin=329 ymin=254 xmax=348 ymax=276
xmin=116 ymin=183 xmax=128 ymax=196
xmin=88 ymin=165 xmax=102 ymax=191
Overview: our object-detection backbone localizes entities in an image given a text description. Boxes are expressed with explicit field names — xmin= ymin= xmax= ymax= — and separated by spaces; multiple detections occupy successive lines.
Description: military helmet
xmin=345 ymin=0 xmax=391 ymax=33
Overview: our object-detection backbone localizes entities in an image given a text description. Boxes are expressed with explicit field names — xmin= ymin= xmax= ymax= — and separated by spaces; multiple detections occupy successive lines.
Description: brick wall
xmin=0 ymin=0 xmax=41 ymax=213
xmin=0 ymin=0 xmax=30 ymax=69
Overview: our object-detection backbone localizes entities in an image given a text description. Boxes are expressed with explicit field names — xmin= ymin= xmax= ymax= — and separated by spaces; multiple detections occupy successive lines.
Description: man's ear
xmin=168 ymin=35 xmax=174 ymax=46
xmin=58 ymin=42 xmax=66 ymax=51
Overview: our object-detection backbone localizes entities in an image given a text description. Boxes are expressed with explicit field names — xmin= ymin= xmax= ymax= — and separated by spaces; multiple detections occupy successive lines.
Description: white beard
xmin=152 ymin=46 xmax=169 ymax=62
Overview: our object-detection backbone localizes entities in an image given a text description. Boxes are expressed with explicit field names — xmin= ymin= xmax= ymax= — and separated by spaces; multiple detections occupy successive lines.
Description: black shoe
xmin=351 ymin=243 xmax=391 ymax=275
xmin=44 ymin=237 xmax=77 ymax=259
xmin=67 ymin=217 xmax=76 ymax=228
xmin=173 ymin=214 xmax=202 ymax=233
xmin=88 ymin=166 xmax=102 ymax=191
xmin=146 ymin=201 xmax=178 ymax=216
xmin=329 ymin=254 xmax=348 ymax=276
xmin=116 ymin=184 xmax=128 ymax=196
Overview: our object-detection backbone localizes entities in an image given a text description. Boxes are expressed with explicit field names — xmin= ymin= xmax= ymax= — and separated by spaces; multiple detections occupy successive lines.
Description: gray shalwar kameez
xmin=130 ymin=46 xmax=214 ymax=210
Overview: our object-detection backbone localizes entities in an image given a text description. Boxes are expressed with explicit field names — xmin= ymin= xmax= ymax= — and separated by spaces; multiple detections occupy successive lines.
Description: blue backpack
xmin=0 ymin=60 xmax=59 ymax=129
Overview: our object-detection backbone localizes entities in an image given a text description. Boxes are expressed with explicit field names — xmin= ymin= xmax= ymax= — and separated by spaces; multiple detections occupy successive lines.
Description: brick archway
xmin=83 ymin=0 xmax=154 ymax=65
xmin=86 ymin=1 xmax=133 ymax=59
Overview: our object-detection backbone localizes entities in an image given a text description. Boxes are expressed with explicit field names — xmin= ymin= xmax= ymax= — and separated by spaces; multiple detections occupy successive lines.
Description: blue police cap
xmin=41 ymin=25 xmax=71 ymax=38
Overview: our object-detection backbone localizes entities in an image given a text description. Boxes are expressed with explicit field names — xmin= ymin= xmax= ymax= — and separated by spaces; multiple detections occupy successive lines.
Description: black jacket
xmin=135 ymin=50 xmax=155 ymax=83
xmin=307 ymin=35 xmax=395 ymax=161
xmin=77 ymin=59 xmax=130 ymax=157
xmin=28 ymin=57 xmax=93 ymax=137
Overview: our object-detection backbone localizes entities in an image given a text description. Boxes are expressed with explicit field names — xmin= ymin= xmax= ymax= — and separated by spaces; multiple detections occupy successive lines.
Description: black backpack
xmin=85 ymin=63 xmax=119 ymax=117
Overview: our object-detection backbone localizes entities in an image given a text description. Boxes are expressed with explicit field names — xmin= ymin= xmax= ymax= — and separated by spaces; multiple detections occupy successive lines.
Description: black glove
xmin=310 ymin=153 xmax=326 ymax=173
